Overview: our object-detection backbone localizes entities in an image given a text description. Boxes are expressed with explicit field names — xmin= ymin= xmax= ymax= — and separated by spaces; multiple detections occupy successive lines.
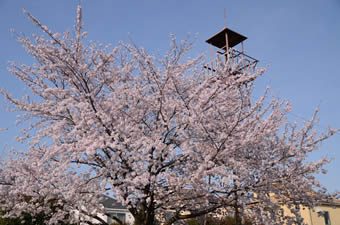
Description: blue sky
xmin=0 ymin=0 xmax=339 ymax=192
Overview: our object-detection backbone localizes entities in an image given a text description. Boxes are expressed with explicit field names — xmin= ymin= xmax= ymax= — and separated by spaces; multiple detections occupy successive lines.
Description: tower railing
xmin=205 ymin=26 xmax=258 ymax=76
xmin=223 ymin=48 xmax=258 ymax=73
xmin=204 ymin=48 xmax=258 ymax=75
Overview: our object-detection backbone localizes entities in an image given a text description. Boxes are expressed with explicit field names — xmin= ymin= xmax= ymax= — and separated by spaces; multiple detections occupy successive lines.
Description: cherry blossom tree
xmin=0 ymin=6 xmax=338 ymax=225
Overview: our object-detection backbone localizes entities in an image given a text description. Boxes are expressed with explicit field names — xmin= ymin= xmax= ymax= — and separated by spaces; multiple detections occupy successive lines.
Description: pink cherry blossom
xmin=0 ymin=5 xmax=338 ymax=225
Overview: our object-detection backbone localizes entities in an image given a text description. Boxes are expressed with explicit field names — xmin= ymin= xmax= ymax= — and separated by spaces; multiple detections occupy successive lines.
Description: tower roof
xmin=206 ymin=27 xmax=247 ymax=49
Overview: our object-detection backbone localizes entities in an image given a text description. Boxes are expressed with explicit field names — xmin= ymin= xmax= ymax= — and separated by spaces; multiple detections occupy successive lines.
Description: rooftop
xmin=100 ymin=195 xmax=126 ymax=210
xmin=206 ymin=27 xmax=247 ymax=49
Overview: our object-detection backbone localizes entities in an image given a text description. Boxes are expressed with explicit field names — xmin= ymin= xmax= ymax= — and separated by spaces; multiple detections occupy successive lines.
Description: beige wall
xmin=280 ymin=204 xmax=340 ymax=225
xmin=299 ymin=205 xmax=340 ymax=225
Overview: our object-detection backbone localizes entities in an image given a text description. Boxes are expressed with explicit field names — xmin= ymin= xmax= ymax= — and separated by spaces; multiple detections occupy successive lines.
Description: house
xmin=91 ymin=195 xmax=340 ymax=225
xmin=100 ymin=195 xmax=134 ymax=224
xmin=76 ymin=195 xmax=134 ymax=225
xmin=296 ymin=199 xmax=340 ymax=225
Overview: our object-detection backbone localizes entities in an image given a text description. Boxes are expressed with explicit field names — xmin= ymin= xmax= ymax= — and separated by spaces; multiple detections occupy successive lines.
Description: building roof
xmin=206 ymin=27 xmax=247 ymax=49
xmin=319 ymin=199 xmax=340 ymax=207
xmin=100 ymin=195 xmax=126 ymax=210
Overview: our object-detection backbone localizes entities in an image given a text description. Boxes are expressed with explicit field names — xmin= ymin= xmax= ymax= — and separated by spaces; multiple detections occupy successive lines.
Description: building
xmin=296 ymin=200 xmax=340 ymax=225
xmin=75 ymin=195 xmax=134 ymax=225
xmin=99 ymin=195 xmax=134 ymax=224
xmin=95 ymin=195 xmax=340 ymax=225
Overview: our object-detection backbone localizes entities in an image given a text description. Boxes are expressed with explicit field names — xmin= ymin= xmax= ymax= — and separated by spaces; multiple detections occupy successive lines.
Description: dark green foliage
xmin=0 ymin=212 xmax=46 ymax=225
xmin=0 ymin=216 xmax=21 ymax=225
xmin=0 ymin=197 xmax=76 ymax=225
xmin=185 ymin=215 xmax=253 ymax=225
xmin=0 ymin=212 xmax=76 ymax=225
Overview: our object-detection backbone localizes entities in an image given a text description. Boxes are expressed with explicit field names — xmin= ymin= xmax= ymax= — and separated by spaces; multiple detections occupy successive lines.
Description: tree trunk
xmin=133 ymin=211 xmax=155 ymax=225
xmin=234 ymin=205 xmax=241 ymax=225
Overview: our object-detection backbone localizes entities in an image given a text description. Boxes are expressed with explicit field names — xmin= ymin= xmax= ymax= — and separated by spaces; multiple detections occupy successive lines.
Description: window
xmin=296 ymin=216 xmax=302 ymax=225
xmin=323 ymin=211 xmax=331 ymax=225
xmin=108 ymin=212 xmax=126 ymax=224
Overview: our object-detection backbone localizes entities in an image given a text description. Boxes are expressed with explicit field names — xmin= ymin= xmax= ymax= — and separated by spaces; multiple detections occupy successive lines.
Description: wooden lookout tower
xmin=205 ymin=26 xmax=258 ymax=74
